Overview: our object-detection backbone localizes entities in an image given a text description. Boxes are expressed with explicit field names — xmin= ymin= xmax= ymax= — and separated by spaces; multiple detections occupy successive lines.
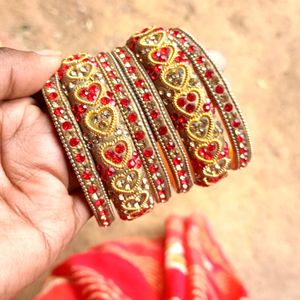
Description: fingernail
xmin=35 ymin=49 xmax=62 ymax=56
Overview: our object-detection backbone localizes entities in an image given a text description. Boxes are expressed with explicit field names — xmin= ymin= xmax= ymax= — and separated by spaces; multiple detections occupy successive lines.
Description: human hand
xmin=0 ymin=48 xmax=91 ymax=299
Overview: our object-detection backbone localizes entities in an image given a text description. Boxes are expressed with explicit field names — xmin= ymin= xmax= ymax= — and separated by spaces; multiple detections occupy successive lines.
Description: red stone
xmin=77 ymin=104 xmax=86 ymax=113
xmin=115 ymin=143 xmax=125 ymax=154
xmin=128 ymin=66 xmax=136 ymax=73
xmin=106 ymin=167 xmax=116 ymax=177
xmin=207 ymin=143 xmax=216 ymax=151
xmin=156 ymin=178 xmax=164 ymax=185
xmin=128 ymin=112 xmax=137 ymax=123
xmin=149 ymin=164 xmax=158 ymax=173
xmin=196 ymin=56 xmax=204 ymax=64
xmin=82 ymin=171 xmax=92 ymax=180
xmin=178 ymin=170 xmax=185 ymax=176
xmin=112 ymin=155 xmax=122 ymax=164
xmin=105 ymin=150 xmax=114 ymax=159
xmin=144 ymin=148 xmax=153 ymax=158
xmin=143 ymin=93 xmax=152 ymax=101
xmin=150 ymin=109 xmax=159 ymax=119
xmin=173 ymin=157 xmax=181 ymax=165
xmin=153 ymin=65 xmax=162 ymax=73
xmin=120 ymin=98 xmax=130 ymax=107
xmin=188 ymin=45 xmax=195 ymax=52
xmin=135 ymin=159 xmax=142 ymax=169
xmin=75 ymin=153 xmax=85 ymax=163
xmin=205 ymin=69 xmax=214 ymax=79
xmin=101 ymin=97 xmax=111 ymax=105
xmin=69 ymin=137 xmax=80 ymax=147
xmin=88 ymin=186 xmax=97 ymax=194
xmin=240 ymin=148 xmax=247 ymax=154
xmin=135 ymin=79 xmax=144 ymax=88
xmin=166 ymin=142 xmax=175 ymax=151
xmin=54 ymin=107 xmax=64 ymax=116
xmin=123 ymin=56 xmax=131 ymax=63
xmin=135 ymin=130 xmax=145 ymax=140
xmin=215 ymin=84 xmax=224 ymax=94
xmin=114 ymin=84 xmax=123 ymax=92
xmin=177 ymin=97 xmax=185 ymax=107
xmin=45 ymin=81 xmax=54 ymax=89
xmin=186 ymin=104 xmax=196 ymax=113
xmin=187 ymin=92 xmax=197 ymax=102
xmin=158 ymin=126 xmax=168 ymax=135
xmin=127 ymin=159 xmax=136 ymax=168
xmin=224 ymin=103 xmax=233 ymax=112
xmin=179 ymin=37 xmax=187 ymax=44
xmin=237 ymin=135 xmax=244 ymax=142
xmin=106 ymin=91 xmax=113 ymax=98
xmin=94 ymin=199 xmax=105 ymax=207
xmin=48 ymin=92 xmax=58 ymax=101
xmin=62 ymin=121 xmax=72 ymax=131
xmin=203 ymin=103 xmax=211 ymax=112
xmin=108 ymin=70 xmax=116 ymax=78
xmin=102 ymin=61 xmax=110 ymax=68
xmin=232 ymin=119 xmax=241 ymax=128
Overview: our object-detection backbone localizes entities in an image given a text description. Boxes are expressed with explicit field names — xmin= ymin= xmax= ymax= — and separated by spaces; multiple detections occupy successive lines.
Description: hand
xmin=0 ymin=48 xmax=90 ymax=299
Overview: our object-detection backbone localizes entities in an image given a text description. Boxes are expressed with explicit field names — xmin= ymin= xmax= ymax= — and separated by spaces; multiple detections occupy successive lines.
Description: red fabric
xmin=35 ymin=216 xmax=248 ymax=300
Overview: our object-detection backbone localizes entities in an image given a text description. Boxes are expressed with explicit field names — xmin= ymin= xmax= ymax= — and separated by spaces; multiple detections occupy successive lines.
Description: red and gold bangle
xmin=112 ymin=46 xmax=193 ymax=193
xmin=56 ymin=53 xmax=156 ymax=220
xmin=96 ymin=52 xmax=171 ymax=203
xmin=127 ymin=27 xmax=231 ymax=186
xmin=169 ymin=28 xmax=252 ymax=169
xmin=42 ymin=73 xmax=114 ymax=227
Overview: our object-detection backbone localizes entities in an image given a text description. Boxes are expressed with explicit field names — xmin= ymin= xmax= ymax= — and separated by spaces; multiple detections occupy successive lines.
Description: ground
xmin=0 ymin=0 xmax=299 ymax=299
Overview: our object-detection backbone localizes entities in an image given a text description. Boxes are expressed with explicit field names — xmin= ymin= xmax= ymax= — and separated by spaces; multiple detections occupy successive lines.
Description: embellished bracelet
xmin=42 ymin=73 xmax=114 ymax=226
xmin=96 ymin=51 xmax=171 ymax=203
xmin=112 ymin=46 xmax=193 ymax=193
xmin=56 ymin=53 xmax=156 ymax=220
xmin=127 ymin=27 xmax=231 ymax=186
xmin=169 ymin=28 xmax=252 ymax=169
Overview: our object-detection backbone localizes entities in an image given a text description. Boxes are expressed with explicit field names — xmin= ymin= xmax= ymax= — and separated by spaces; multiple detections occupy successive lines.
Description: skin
xmin=0 ymin=48 xmax=90 ymax=299
xmin=0 ymin=47 xmax=225 ymax=299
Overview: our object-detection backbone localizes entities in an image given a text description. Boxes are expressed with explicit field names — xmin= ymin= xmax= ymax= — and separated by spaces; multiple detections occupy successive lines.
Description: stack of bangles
xmin=42 ymin=26 xmax=252 ymax=227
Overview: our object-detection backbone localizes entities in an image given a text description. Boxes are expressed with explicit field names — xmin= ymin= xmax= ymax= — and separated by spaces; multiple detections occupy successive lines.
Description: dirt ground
xmin=0 ymin=0 xmax=299 ymax=299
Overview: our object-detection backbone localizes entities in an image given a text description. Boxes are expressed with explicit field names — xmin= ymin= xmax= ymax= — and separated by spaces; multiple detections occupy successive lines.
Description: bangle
xmin=42 ymin=73 xmax=114 ymax=227
xmin=112 ymin=46 xmax=193 ymax=193
xmin=56 ymin=53 xmax=156 ymax=220
xmin=127 ymin=27 xmax=231 ymax=186
xmin=169 ymin=28 xmax=252 ymax=169
xmin=96 ymin=52 xmax=171 ymax=203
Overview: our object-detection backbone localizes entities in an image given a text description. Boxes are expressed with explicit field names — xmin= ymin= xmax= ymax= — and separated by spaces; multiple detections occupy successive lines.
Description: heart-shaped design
xmin=100 ymin=138 xmax=132 ymax=169
xmin=111 ymin=169 xmax=141 ymax=194
xmin=121 ymin=191 xmax=152 ymax=212
xmin=133 ymin=26 xmax=156 ymax=38
xmin=203 ymin=158 xmax=231 ymax=178
xmin=139 ymin=30 xmax=167 ymax=47
xmin=186 ymin=113 xmax=214 ymax=141
xmin=194 ymin=139 xmax=222 ymax=164
xmin=84 ymin=105 xmax=117 ymax=136
xmin=148 ymin=44 xmax=176 ymax=65
xmin=63 ymin=53 xmax=89 ymax=64
xmin=161 ymin=64 xmax=189 ymax=90
xmin=66 ymin=62 xmax=95 ymax=80
xmin=74 ymin=81 xmax=102 ymax=106
xmin=174 ymin=88 xmax=203 ymax=116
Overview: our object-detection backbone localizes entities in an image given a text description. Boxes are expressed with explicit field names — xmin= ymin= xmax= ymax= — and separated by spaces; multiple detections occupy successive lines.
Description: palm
xmin=0 ymin=97 xmax=84 ymax=266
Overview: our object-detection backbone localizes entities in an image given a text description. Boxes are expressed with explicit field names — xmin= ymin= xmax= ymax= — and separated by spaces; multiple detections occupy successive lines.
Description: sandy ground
xmin=0 ymin=0 xmax=299 ymax=299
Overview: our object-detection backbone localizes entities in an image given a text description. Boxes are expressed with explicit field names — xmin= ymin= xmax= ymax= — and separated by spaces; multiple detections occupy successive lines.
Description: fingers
xmin=71 ymin=191 xmax=92 ymax=231
xmin=0 ymin=48 xmax=61 ymax=100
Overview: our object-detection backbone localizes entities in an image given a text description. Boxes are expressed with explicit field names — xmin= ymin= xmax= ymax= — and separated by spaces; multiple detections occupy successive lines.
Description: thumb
xmin=0 ymin=48 xmax=61 ymax=100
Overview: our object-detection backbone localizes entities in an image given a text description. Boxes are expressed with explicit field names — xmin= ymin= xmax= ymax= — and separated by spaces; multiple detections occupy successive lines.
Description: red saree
xmin=35 ymin=215 xmax=248 ymax=300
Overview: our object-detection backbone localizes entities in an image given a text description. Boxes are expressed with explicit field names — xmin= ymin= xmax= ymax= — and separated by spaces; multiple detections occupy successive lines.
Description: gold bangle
xmin=169 ymin=28 xmax=252 ymax=169
xmin=42 ymin=73 xmax=114 ymax=226
xmin=96 ymin=51 xmax=171 ymax=202
xmin=127 ymin=27 xmax=231 ymax=186
xmin=57 ymin=53 xmax=156 ymax=220
xmin=112 ymin=46 xmax=194 ymax=193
